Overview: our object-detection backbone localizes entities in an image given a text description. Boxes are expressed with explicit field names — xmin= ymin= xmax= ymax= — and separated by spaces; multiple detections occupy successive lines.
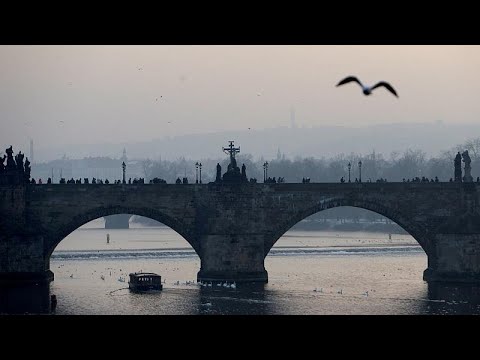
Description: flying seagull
xmin=336 ymin=76 xmax=398 ymax=98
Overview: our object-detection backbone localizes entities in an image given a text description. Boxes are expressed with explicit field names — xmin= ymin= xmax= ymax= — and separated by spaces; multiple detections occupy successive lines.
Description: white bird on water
xmin=336 ymin=76 xmax=398 ymax=98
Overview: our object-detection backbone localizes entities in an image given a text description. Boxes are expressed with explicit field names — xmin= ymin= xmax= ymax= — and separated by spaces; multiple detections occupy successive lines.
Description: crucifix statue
xmin=222 ymin=140 xmax=240 ymax=170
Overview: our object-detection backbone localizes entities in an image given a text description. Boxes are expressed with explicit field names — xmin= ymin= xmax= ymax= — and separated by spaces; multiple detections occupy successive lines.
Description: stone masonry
xmin=2 ymin=182 xmax=480 ymax=284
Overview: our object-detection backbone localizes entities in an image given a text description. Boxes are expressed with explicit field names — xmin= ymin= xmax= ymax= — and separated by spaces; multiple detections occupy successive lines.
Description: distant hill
xmin=34 ymin=122 xmax=479 ymax=162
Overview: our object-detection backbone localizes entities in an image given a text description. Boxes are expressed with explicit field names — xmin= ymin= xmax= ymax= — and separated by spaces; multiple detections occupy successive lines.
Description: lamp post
xmin=263 ymin=161 xmax=269 ymax=182
xmin=358 ymin=160 xmax=362 ymax=183
xmin=122 ymin=161 xmax=126 ymax=184
xmin=195 ymin=162 xmax=199 ymax=184
xmin=347 ymin=162 xmax=351 ymax=183
xmin=199 ymin=163 xmax=202 ymax=184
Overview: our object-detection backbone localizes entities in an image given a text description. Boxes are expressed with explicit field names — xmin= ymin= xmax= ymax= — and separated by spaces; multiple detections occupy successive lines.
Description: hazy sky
xmin=1 ymin=45 xmax=480 ymax=152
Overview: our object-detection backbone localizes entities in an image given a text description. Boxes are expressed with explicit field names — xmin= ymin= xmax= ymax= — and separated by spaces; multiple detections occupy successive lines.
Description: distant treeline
xmin=142 ymin=138 xmax=480 ymax=184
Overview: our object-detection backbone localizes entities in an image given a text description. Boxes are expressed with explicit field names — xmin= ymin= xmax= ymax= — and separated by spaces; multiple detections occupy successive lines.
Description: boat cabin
xmin=128 ymin=272 xmax=163 ymax=292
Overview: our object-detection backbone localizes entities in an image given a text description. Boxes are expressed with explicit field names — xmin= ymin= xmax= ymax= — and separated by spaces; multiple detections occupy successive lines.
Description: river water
xmin=3 ymin=219 xmax=480 ymax=315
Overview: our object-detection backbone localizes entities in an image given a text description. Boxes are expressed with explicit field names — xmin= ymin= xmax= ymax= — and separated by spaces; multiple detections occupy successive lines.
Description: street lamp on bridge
xmin=347 ymin=162 xmax=351 ymax=183
xmin=263 ymin=161 xmax=269 ymax=182
xmin=195 ymin=162 xmax=199 ymax=184
xmin=358 ymin=160 xmax=362 ymax=183
xmin=199 ymin=163 xmax=202 ymax=184
xmin=122 ymin=162 xmax=126 ymax=184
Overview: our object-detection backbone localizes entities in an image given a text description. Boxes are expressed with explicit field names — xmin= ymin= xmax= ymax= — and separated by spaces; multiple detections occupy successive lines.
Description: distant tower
xmin=290 ymin=106 xmax=297 ymax=129
xmin=30 ymin=139 xmax=34 ymax=163
xmin=121 ymin=148 xmax=127 ymax=163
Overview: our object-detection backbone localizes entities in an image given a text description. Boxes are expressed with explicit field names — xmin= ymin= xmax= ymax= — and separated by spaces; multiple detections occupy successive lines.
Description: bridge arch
xmin=265 ymin=197 xmax=429 ymax=256
xmin=45 ymin=205 xmax=198 ymax=260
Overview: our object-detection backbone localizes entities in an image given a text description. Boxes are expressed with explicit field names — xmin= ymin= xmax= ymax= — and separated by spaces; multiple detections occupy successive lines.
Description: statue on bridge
xmin=221 ymin=141 xmax=248 ymax=183
xmin=216 ymin=163 xmax=222 ymax=183
xmin=0 ymin=154 xmax=5 ymax=173
xmin=462 ymin=150 xmax=473 ymax=182
xmin=15 ymin=151 xmax=25 ymax=173
xmin=6 ymin=146 xmax=16 ymax=170
xmin=1 ymin=146 xmax=30 ymax=185
xmin=24 ymin=157 xmax=31 ymax=182
xmin=454 ymin=151 xmax=462 ymax=182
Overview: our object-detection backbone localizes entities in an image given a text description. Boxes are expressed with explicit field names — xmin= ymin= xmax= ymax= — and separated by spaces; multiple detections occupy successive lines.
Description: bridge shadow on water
xmin=426 ymin=282 xmax=480 ymax=315
xmin=3 ymin=282 xmax=480 ymax=315
xmin=0 ymin=283 xmax=51 ymax=314
xmin=196 ymin=283 xmax=276 ymax=315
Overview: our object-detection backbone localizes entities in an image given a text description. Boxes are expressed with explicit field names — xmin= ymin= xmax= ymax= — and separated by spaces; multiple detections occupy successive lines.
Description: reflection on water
xmin=4 ymin=276 xmax=480 ymax=315
xmin=3 ymin=226 xmax=480 ymax=314
xmin=196 ymin=283 xmax=272 ymax=315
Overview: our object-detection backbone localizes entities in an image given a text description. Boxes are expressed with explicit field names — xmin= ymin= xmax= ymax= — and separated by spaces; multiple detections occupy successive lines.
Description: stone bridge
xmin=1 ymin=182 xmax=480 ymax=285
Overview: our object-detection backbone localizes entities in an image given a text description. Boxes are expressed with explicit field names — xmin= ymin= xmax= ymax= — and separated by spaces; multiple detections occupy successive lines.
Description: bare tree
xmin=141 ymin=159 xmax=153 ymax=180
xmin=464 ymin=138 xmax=480 ymax=160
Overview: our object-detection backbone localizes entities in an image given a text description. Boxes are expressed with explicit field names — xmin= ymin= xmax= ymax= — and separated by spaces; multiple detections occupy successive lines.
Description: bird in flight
xmin=336 ymin=76 xmax=398 ymax=98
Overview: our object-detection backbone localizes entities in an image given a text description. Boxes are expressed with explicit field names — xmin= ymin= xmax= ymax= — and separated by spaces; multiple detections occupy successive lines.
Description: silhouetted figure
xmin=216 ymin=163 xmax=222 ymax=182
xmin=128 ymin=178 xmax=132 ymax=184
xmin=105 ymin=179 xmax=109 ymax=184
xmin=241 ymin=163 xmax=247 ymax=181
xmin=340 ymin=177 xmax=345 ymax=183
xmin=47 ymin=177 xmax=52 ymax=184
xmin=5 ymin=146 xmax=15 ymax=170
xmin=30 ymin=178 xmax=36 ymax=184
xmin=462 ymin=150 xmax=473 ymax=182
xmin=454 ymin=151 xmax=462 ymax=182
xmin=435 ymin=176 xmax=439 ymax=183
xmin=38 ymin=178 xmax=42 ymax=184
xmin=84 ymin=178 xmax=89 ymax=184
xmin=176 ymin=177 xmax=181 ymax=184
xmin=0 ymin=154 xmax=5 ymax=172
xmin=15 ymin=151 xmax=24 ymax=172
xmin=24 ymin=157 xmax=31 ymax=182
xmin=182 ymin=177 xmax=188 ymax=184
xmin=477 ymin=177 xmax=480 ymax=183
xmin=449 ymin=178 xmax=453 ymax=182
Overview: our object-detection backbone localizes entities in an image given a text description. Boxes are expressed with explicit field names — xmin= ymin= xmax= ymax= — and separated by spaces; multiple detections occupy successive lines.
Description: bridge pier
xmin=424 ymin=234 xmax=480 ymax=283
xmin=104 ymin=214 xmax=131 ymax=229
xmin=0 ymin=235 xmax=53 ymax=285
xmin=196 ymin=234 xmax=268 ymax=283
